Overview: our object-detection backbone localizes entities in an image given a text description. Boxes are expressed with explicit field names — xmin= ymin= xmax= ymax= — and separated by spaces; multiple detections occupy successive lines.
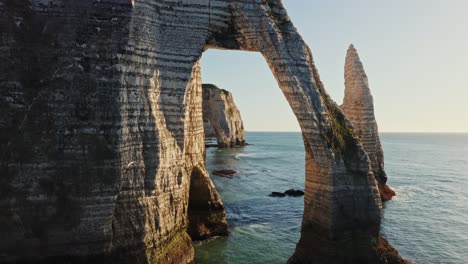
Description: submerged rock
xmin=269 ymin=192 xmax=287 ymax=197
xmin=269 ymin=189 xmax=304 ymax=197
xmin=202 ymin=84 xmax=247 ymax=148
xmin=341 ymin=44 xmax=396 ymax=201
xmin=284 ymin=189 xmax=305 ymax=197
xmin=212 ymin=170 xmax=237 ymax=177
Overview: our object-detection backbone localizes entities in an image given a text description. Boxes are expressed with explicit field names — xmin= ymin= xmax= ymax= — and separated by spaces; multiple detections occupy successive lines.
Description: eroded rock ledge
xmin=202 ymin=84 xmax=246 ymax=148
xmin=341 ymin=44 xmax=396 ymax=201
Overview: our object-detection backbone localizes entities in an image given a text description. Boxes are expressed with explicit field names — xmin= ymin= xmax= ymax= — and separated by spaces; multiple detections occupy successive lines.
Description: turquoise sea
xmin=194 ymin=132 xmax=468 ymax=264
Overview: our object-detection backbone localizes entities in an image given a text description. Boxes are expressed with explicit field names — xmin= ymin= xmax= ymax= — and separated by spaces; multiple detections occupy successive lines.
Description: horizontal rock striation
xmin=0 ymin=1 xmax=225 ymax=263
xmin=341 ymin=44 xmax=396 ymax=201
xmin=202 ymin=84 xmax=246 ymax=147
xmin=0 ymin=0 xmax=405 ymax=263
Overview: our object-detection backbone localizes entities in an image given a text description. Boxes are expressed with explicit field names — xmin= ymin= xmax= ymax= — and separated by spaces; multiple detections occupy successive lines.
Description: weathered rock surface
xmin=202 ymin=84 xmax=246 ymax=147
xmin=341 ymin=44 xmax=396 ymax=201
xmin=0 ymin=2 xmax=226 ymax=262
xmin=0 ymin=0 xmax=405 ymax=263
xmin=187 ymin=166 xmax=229 ymax=241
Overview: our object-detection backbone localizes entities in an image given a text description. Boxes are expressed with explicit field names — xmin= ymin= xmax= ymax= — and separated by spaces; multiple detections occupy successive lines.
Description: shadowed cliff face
xmin=202 ymin=84 xmax=246 ymax=148
xmin=0 ymin=0 xmax=405 ymax=263
xmin=341 ymin=45 xmax=396 ymax=202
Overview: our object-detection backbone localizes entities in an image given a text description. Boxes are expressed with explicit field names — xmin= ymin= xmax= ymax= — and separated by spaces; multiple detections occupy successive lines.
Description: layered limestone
xmin=341 ymin=45 xmax=396 ymax=201
xmin=0 ymin=1 xmax=404 ymax=263
xmin=0 ymin=2 xmax=226 ymax=263
xmin=202 ymin=84 xmax=246 ymax=147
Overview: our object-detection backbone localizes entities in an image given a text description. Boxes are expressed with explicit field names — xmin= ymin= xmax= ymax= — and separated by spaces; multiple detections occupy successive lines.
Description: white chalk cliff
xmin=202 ymin=84 xmax=246 ymax=147
xmin=341 ymin=44 xmax=396 ymax=201
xmin=0 ymin=1 xmax=405 ymax=263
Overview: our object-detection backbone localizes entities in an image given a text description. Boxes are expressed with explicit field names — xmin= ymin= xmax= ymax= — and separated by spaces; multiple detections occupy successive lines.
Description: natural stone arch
xmin=0 ymin=0 xmax=406 ymax=263
xmin=200 ymin=1 xmax=388 ymax=263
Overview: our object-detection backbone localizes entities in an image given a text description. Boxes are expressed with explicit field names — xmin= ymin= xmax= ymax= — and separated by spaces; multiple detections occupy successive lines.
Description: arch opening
xmin=192 ymin=49 xmax=305 ymax=263
xmin=184 ymin=0 xmax=394 ymax=258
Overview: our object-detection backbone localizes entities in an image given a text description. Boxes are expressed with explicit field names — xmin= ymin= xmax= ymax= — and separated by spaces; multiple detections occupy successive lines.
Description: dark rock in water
xmin=270 ymin=189 xmax=304 ymax=197
xmin=284 ymin=189 xmax=305 ymax=197
xmin=269 ymin=192 xmax=286 ymax=197
xmin=212 ymin=170 xmax=237 ymax=177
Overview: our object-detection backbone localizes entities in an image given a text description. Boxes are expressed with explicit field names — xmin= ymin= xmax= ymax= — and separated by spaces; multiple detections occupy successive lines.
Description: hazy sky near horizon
xmin=201 ymin=0 xmax=468 ymax=132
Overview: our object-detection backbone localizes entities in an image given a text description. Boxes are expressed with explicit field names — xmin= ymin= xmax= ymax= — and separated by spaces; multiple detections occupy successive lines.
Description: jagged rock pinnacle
xmin=341 ymin=44 xmax=396 ymax=201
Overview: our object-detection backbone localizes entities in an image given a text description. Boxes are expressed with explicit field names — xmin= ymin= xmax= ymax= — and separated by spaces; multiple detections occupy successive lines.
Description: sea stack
xmin=202 ymin=84 xmax=246 ymax=147
xmin=341 ymin=44 xmax=396 ymax=201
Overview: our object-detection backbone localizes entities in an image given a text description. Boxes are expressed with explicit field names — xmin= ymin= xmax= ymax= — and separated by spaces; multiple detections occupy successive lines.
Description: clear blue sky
xmin=201 ymin=0 xmax=468 ymax=132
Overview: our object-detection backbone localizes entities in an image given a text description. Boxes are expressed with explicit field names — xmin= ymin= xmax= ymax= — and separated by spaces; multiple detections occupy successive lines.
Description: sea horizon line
xmin=245 ymin=130 xmax=468 ymax=134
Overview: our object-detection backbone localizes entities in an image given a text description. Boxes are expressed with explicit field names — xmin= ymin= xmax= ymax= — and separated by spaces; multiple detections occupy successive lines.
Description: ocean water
xmin=194 ymin=132 xmax=468 ymax=264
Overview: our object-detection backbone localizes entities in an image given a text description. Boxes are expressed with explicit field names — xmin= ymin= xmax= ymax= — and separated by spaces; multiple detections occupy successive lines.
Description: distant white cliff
xmin=202 ymin=84 xmax=246 ymax=147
